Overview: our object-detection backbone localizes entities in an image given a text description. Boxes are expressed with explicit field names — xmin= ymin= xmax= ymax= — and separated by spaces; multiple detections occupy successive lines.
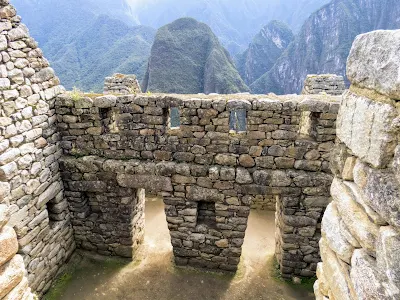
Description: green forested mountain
xmin=50 ymin=16 xmax=155 ymax=92
xmin=250 ymin=0 xmax=400 ymax=95
xmin=237 ymin=21 xmax=294 ymax=85
xmin=142 ymin=18 xmax=249 ymax=94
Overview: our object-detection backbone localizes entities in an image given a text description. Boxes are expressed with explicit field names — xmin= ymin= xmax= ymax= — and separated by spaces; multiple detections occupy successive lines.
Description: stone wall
xmin=56 ymin=92 xmax=339 ymax=277
xmin=104 ymin=74 xmax=142 ymax=95
xmin=315 ymin=30 xmax=400 ymax=299
xmin=0 ymin=204 xmax=34 ymax=300
xmin=302 ymin=74 xmax=346 ymax=96
xmin=0 ymin=0 xmax=75 ymax=297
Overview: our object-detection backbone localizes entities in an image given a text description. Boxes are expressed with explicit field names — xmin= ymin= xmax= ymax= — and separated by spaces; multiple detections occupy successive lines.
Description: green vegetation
xmin=250 ymin=0 xmax=400 ymax=95
xmin=270 ymin=256 xmax=316 ymax=293
xmin=142 ymin=18 xmax=249 ymax=94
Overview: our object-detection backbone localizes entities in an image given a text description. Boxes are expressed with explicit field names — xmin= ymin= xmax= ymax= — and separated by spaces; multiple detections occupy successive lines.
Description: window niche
xmin=229 ymin=109 xmax=247 ymax=133
xmin=169 ymin=107 xmax=181 ymax=129
xmin=196 ymin=201 xmax=217 ymax=228
xmin=298 ymin=111 xmax=321 ymax=139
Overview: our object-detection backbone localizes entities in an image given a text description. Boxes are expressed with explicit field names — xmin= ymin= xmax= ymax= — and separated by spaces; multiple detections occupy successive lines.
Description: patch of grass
xmin=270 ymin=255 xmax=316 ymax=293
xmin=43 ymin=272 xmax=73 ymax=300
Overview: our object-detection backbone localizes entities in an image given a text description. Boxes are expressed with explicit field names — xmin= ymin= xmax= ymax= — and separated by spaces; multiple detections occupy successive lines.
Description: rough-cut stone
xmin=117 ymin=174 xmax=173 ymax=192
xmin=0 ymin=255 xmax=25 ymax=299
xmin=347 ymin=30 xmax=400 ymax=100
xmin=93 ymin=95 xmax=117 ymax=108
xmin=337 ymin=91 xmax=398 ymax=168
xmin=321 ymin=203 xmax=354 ymax=263
xmin=331 ymin=178 xmax=379 ymax=254
xmin=376 ymin=226 xmax=400 ymax=287
xmin=354 ymin=160 xmax=400 ymax=228
xmin=319 ymin=238 xmax=354 ymax=300
xmin=0 ymin=226 xmax=18 ymax=266
xmin=351 ymin=249 xmax=397 ymax=300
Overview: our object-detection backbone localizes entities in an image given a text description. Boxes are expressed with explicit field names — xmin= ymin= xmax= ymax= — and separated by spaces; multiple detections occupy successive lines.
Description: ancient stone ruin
xmin=104 ymin=73 xmax=142 ymax=95
xmin=0 ymin=0 xmax=399 ymax=299
xmin=314 ymin=30 xmax=400 ymax=300
xmin=302 ymin=74 xmax=346 ymax=96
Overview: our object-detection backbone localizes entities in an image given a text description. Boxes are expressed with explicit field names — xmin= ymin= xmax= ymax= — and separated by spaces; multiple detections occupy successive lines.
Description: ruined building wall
xmin=315 ymin=30 xmax=400 ymax=299
xmin=302 ymin=74 xmax=346 ymax=96
xmin=56 ymin=92 xmax=339 ymax=277
xmin=0 ymin=0 xmax=74 ymax=296
xmin=104 ymin=74 xmax=142 ymax=95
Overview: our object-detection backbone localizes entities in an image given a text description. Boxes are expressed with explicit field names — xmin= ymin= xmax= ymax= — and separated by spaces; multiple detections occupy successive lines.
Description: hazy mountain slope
xmin=237 ymin=20 xmax=294 ymax=85
xmin=51 ymin=16 xmax=155 ymax=92
xmin=250 ymin=0 xmax=400 ymax=95
xmin=129 ymin=0 xmax=332 ymax=54
xmin=142 ymin=18 xmax=249 ymax=94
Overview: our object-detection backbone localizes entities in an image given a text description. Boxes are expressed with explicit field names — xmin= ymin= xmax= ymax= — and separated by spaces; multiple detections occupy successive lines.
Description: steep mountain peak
xmin=143 ymin=17 xmax=249 ymax=94
xmin=237 ymin=20 xmax=294 ymax=86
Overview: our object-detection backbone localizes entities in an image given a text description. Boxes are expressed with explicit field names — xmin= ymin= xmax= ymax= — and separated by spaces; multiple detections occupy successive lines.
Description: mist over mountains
xmin=11 ymin=0 xmax=400 ymax=94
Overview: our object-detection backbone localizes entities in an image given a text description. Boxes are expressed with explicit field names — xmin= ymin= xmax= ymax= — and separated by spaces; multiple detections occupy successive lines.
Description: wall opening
xmin=169 ymin=107 xmax=181 ymax=129
xmin=142 ymin=192 xmax=173 ymax=254
xmin=100 ymin=107 xmax=112 ymax=133
xmin=229 ymin=109 xmax=247 ymax=133
xmin=196 ymin=201 xmax=216 ymax=228
xmin=299 ymin=111 xmax=321 ymax=139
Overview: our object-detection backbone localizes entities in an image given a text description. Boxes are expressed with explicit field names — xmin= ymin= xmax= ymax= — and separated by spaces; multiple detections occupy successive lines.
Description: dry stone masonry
xmin=0 ymin=204 xmax=35 ymax=300
xmin=104 ymin=74 xmax=142 ymax=95
xmin=0 ymin=0 xmax=75 ymax=297
xmin=314 ymin=30 xmax=400 ymax=300
xmin=302 ymin=74 xmax=346 ymax=96
xmin=1 ymin=0 xmax=400 ymax=298
xmin=56 ymin=92 xmax=339 ymax=275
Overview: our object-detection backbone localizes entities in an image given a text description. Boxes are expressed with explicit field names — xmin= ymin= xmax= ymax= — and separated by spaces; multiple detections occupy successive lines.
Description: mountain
xmin=237 ymin=20 xmax=294 ymax=85
xmin=250 ymin=0 xmax=400 ymax=95
xmin=12 ymin=0 xmax=155 ymax=92
xmin=129 ymin=0 xmax=331 ymax=55
xmin=142 ymin=18 xmax=249 ymax=94
xmin=50 ymin=15 xmax=155 ymax=92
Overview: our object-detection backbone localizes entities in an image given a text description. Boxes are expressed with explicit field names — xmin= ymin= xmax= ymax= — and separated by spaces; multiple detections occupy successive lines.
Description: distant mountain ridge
xmin=237 ymin=20 xmax=294 ymax=85
xmin=142 ymin=18 xmax=249 ymax=94
xmin=250 ymin=0 xmax=400 ymax=95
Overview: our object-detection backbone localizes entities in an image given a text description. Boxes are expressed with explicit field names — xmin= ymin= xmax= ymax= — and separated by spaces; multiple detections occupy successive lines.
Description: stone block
xmin=93 ymin=95 xmax=117 ymax=108
xmin=0 ymin=226 xmax=18 ymax=266
xmin=321 ymin=203 xmax=354 ymax=263
xmin=331 ymin=178 xmax=379 ymax=254
xmin=337 ymin=91 xmax=398 ymax=168
xmin=347 ymin=30 xmax=400 ymax=100
xmin=351 ymin=249 xmax=396 ymax=300
xmin=354 ymin=160 xmax=400 ymax=228
xmin=376 ymin=226 xmax=400 ymax=287
xmin=0 ymin=255 xmax=25 ymax=299
xmin=187 ymin=186 xmax=224 ymax=202
xmin=117 ymin=174 xmax=173 ymax=192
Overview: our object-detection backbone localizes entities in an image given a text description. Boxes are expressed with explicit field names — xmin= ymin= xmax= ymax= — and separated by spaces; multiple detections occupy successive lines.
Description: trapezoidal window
xmin=299 ymin=111 xmax=321 ymax=139
xmin=196 ymin=201 xmax=216 ymax=228
xmin=229 ymin=109 xmax=247 ymax=133
xmin=169 ymin=107 xmax=181 ymax=129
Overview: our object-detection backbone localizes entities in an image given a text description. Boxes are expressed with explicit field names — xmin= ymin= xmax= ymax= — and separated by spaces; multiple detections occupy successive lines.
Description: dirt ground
xmin=45 ymin=198 xmax=315 ymax=300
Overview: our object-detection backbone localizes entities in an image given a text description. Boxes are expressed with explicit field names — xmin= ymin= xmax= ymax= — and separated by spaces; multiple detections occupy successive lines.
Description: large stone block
xmin=347 ymin=30 xmax=400 ymax=100
xmin=354 ymin=160 xmax=400 ymax=228
xmin=117 ymin=174 xmax=173 ymax=192
xmin=321 ymin=203 xmax=354 ymax=263
xmin=0 ymin=255 xmax=25 ymax=299
xmin=319 ymin=238 xmax=355 ymax=300
xmin=376 ymin=226 xmax=400 ymax=287
xmin=337 ymin=91 xmax=398 ymax=168
xmin=351 ymin=249 xmax=398 ymax=300
xmin=331 ymin=178 xmax=379 ymax=254
xmin=0 ymin=226 xmax=18 ymax=266
xmin=186 ymin=186 xmax=224 ymax=202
